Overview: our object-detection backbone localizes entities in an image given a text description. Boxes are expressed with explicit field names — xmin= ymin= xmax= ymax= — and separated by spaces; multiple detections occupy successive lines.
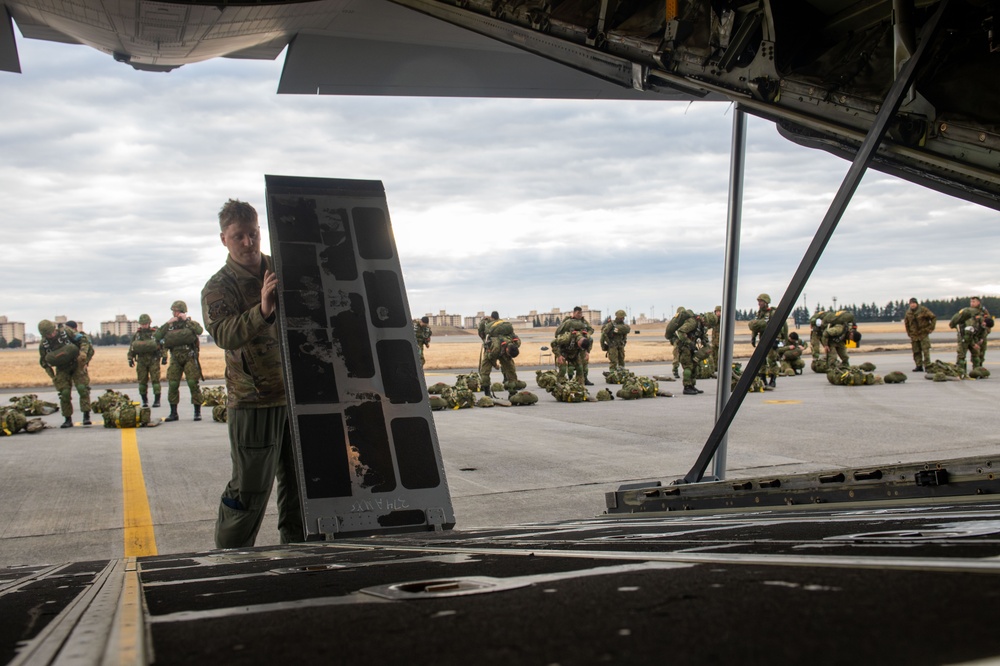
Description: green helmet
xmin=757 ymin=293 xmax=771 ymax=304
xmin=139 ymin=314 xmax=151 ymax=325
xmin=38 ymin=319 xmax=56 ymax=336
xmin=676 ymin=307 xmax=685 ymax=314
xmin=171 ymin=300 xmax=188 ymax=313
xmin=615 ymin=309 xmax=626 ymax=319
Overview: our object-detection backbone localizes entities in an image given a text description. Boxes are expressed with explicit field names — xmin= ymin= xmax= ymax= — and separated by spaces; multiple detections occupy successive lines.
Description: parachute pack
xmin=44 ymin=343 xmax=79 ymax=368
xmin=131 ymin=339 xmax=160 ymax=355
xmin=163 ymin=327 xmax=198 ymax=348
xmin=92 ymin=389 xmax=155 ymax=428
xmin=201 ymin=386 xmax=229 ymax=423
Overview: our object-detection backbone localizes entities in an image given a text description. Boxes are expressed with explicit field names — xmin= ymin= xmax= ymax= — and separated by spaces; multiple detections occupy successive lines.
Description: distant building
xmin=424 ymin=310 xmax=463 ymax=328
xmin=101 ymin=314 xmax=139 ymax=337
xmin=464 ymin=312 xmax=485 ymax=330
xmin=0 ymin=316 xmax=26 ymax=344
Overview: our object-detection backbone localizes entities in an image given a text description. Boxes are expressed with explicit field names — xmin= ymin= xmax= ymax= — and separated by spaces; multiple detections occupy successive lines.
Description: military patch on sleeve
xmin=207 ymin=296 xmax=235 ymax=322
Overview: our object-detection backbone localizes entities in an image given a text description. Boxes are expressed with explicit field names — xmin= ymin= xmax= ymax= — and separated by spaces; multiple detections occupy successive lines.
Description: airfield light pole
xmin=683 ymin=0 xmax=950 ymax=484
xmin=710 ymin=103 xmax=747 ymax=481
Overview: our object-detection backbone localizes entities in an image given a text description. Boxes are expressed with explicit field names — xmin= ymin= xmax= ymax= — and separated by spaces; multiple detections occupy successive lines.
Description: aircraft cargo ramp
xmin=4 ymin=489 xmax=1000 ymax=665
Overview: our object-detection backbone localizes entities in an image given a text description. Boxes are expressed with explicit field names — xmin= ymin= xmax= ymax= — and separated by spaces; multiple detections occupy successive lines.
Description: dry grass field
xmin=0 ymin=321 xmax=921 ymax=387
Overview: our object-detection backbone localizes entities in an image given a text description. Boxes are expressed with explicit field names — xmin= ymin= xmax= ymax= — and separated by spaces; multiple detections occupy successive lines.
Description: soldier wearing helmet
xmin=904 ymin=298 xmax=937 ymax=372
xmin=413 ymin=316 xmax=432 ymax=367
xmin=748 ymin=293 xmax=786 ymax=389
xmin=128 ymin=313 xmax=163 ymax=407
xmin=37 ymin=318 xmax=93 ymax=428
xmin=154 ymin=299 xmax=204 ymax=421
xmin=201 ymin=197 xmax=303 ymax=548
xmin=600 ymin=309 xmax=631 ymax=372
xmin=555 ymin=306 xmax=596 ymax=385
xmin=949 ymin=296 xmax=993 ymax=373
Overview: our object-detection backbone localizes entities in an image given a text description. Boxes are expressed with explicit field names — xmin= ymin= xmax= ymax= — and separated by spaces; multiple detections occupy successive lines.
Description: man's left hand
xmin=261 ymin=270 xmax=279 ymax=319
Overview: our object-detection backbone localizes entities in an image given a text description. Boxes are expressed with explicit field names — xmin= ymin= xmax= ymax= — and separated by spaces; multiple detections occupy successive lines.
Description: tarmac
xmin=1 ymin=348 xmax=998 ymax=568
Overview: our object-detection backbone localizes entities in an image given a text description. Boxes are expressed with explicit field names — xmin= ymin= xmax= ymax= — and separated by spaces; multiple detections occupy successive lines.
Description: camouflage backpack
xmin=44 ymin=342 xmax=80 ymax=368
xmin=0 ymin=408 xmax=27 ymax=436
xmin=212 ymin=404 xmax=228 ymax=422
xmin=535 ymin=370 xmax=560 ymax=390
xmin=201 ymin=386 xmax=228 ymax=407
xmin=9 ymin=394 xmax=58 ymax=416
xmin=552 ymin=380 xmax=590 ymax=403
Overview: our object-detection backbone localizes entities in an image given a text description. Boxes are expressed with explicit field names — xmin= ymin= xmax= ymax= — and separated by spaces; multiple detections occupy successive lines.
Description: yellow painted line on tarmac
xmin=121 ymin=428 xmax=158 ymax=557
xmin=764 ymin=400 xmax=802 ymax=405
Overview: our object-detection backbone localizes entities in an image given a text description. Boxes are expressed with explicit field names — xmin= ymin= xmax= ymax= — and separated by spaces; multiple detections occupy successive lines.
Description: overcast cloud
xmin=1 ymin=36 xmax=998 ymax=338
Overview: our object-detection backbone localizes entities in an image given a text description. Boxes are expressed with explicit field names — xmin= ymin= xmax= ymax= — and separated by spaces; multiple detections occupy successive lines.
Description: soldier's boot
xmin=483 ymin=384 xmax=492 ymax=398
xmin=913 ymin=365 xmax=924 ymax=372
xmin=141 ymin=392 xmax=149 ymax=408
xmin=60 ymin=417 xmax=74 ymax=429
xmin=673 ymin=367 xmax=680 ymax=379
xmin=768 ymin=375 xmax=776 ymax=388
xmin=193 ymin=404 xmax=202 ymax=422
xmin=153 ymin=394 xmax=161 ymax=408
xmin=82 ymin=411 xmax=92 ymax=426
xmin=165 ymin=404 xmax=179 ymax=422
xmin=584 ymin=375 xmax=594 ymax=386
xmin=683 ymin=386 xmax=700 ymax=396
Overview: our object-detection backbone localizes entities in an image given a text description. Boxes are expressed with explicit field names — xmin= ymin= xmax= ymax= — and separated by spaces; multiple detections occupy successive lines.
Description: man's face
xmin=757 ymin=299 xmax=767 ymax=309
xmin=909 ymin=301 xmax=918 ymax=311
xmin=572 ymin=310 xmax=583 ymax=319
xmin=221 ymin=220 xmax=262 ymax=271
xmin=140 ymin=323 xmax=151 ymax=330
xmin=171 ymin=309 xmax=184 ymax=319
xmin=971 ymin=298 xmax=981 ymax=308
xmin=45 ymin=331 xmax=57 ymax=340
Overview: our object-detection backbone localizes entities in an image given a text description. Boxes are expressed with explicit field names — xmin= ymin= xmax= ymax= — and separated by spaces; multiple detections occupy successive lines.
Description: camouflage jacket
xmin=950 ymin=307 xmax=992 ymax=342
xmin=201 ymin=254 xmax=285 ymax=408
xmin=904 ymin=305 xmax=936 ymax=339
xmin=600 ymin=320 xmax=630 ymax=349
xmin=155 ymin=318 xmax=203 ymax=353
xmin=38 ymin=329 xmax=88 ymax=370
xmin=677 ymin=313 xmax=708 ymax=346
xmin=751 ymin=306 xmax=788 ymax=343
xmin=556 ymin=316 xmax=594 ymax=337
xmin=128 ymin=327 xmax=161 ymax=361
xmin=413 ymin=321 xmax=432 ymax=347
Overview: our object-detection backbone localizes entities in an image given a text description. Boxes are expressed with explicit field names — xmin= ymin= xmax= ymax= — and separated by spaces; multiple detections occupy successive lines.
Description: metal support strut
xmin=683 ymin=0 xmax=950 ymax=484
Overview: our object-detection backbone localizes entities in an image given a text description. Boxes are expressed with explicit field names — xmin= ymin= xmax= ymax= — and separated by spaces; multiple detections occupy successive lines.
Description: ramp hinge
xmin=426 ymin=507 xmax=446 ymax=532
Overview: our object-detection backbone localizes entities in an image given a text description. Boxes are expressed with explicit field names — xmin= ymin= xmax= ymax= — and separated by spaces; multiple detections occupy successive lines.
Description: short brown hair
xmin=218 ymin=199 xmax=258 ymax=230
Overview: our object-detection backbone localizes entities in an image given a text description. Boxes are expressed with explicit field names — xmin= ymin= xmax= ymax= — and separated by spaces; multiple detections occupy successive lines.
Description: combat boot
xmin=683 ymin=386 xmax=700 ymax=395
xmin=165 ymin=404 xmax=179 ymax=422
xmin=913 ymin=365 xmax=923 ymax=372
xmin=673 ymin=368 xmax=680 ymax=379
xmin=483 ymin=384 xmax=492 ymax=398
xmin=60 ymin=417 xmax=74 ymax=428
xmin=193 ymin=404 xmax=202 ymax=422
xmin=768 ymin=376 xmax=776 ymax=388
xmin=584 ymin=378 xmax=594 ymax=386
xmin=141 ymin=392 xmax=149 ymax=408
xmin=153 ymin=394 xmax=161 ymax=408
xmin=82 ymin=411 xmax=92 ymax=426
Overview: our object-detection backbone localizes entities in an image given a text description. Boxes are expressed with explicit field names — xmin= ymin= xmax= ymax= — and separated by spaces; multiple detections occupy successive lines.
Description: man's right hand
xmin=128 ymin=359 xmax=135 ymax=368
xmin=161 ymin=356 xmax=168 ymax=365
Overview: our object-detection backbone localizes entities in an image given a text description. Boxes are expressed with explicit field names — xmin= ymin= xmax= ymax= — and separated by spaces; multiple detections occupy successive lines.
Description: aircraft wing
xmin=2 ymin=0 xmax=999 ymax=208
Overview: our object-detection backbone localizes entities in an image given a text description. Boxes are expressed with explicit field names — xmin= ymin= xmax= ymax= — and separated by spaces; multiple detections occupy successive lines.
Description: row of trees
xmin=0 ymin=337 xmax=23 ymax=348
xmin=733 ymin=296 xmax=996 ymax=324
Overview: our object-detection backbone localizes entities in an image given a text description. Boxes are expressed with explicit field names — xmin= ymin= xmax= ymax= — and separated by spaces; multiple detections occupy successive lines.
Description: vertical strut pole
xmin=710 ymin=103 xmax=747 ymax=481
xmin=683 ymin=0 xmax=950 ymax=484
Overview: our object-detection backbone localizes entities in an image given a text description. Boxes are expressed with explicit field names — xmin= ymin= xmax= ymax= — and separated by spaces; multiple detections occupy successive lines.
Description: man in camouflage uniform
xmin=600 ymin=310 xmax=630 ymax=372
xmin=478 ymin=311 xmax=520 ymax=398
xmin=780 ymin=331 xmax=807 ymax=375
xmin=556 ymin=306 xmax=595 ymax=385
xmin=554 ymin=328 xmax=593 ymax=382
xmin=202 ymin=198 xmax=303 ymax=548
xmin=950 ymin=296 xmax=993 ymax=373
xmin=665 ymin=307 xmax=684 ymax=378
xmin=128 ymin=313 xmax=162 ymax=407
xmin=413 ymin=316 xmax=432 ymax=366
xmin=809 ymin=309 xmax=827 ymax=362
xmin=155 ymin=300 xmax=204 ymax=422
xmin=749 ymin=293 xmax=786 ymax=388
xmin=904 ymin=297 xmax=937 ymax=372
xmin=821 ymin=310 xmax=852 ymax=368
xmin=38 ymin=319 xmax=92 ymax=428
xmin=708 ymin=305 xmax=722 ymax=374
xmin=675 ymin=308 xmax=708 ymax=395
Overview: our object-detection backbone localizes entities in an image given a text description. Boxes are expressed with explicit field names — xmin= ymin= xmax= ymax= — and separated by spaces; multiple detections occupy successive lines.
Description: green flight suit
xmin=904 ymin=304 xmax=936 ymax=368
xmin=556 ymin=315 xmax=594 ymax=383
xmin=39 ymin=329 xmax=92 ymax=418
xmin=128 ymin=327 xmax=162 ymax=399
xmin=600 ymin=318 xmax=630 ymax=371
xmin=478 ymin=318 xmax=520 ymax=394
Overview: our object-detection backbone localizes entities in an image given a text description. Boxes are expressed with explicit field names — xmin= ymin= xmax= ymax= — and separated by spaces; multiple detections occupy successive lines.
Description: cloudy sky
xmin=2 ymin=35 xmax=998 ymax=338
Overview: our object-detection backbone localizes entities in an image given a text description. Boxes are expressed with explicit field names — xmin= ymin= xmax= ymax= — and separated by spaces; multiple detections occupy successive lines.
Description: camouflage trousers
xmin=418 ymin=344 xmax=426 ymax=367
xmin=556 ymin=351 xmax=588 ymax=382
xmin=135 ymin=355 xmax=162 ymax=396
xmin=678 ymin=341 xmax=698 ymax=388
xmin=910 ymin=336 xmax=931 ymax=367
xmin=957 ymin=337 xmax=985 ymax=370
xmin=166 ymin=351 xmax=202 ymax=405
xmin=216 ymin=406 xmax=304 ymax=548
xmin=672 ymin=344 xmax=680 ymax=374
xmin=826 ymin=341 xmax=849 ymax=367
xmin=758 ymin=348 xmax=780 ymax=380
xmin=480 ymin=352 xmax=518 ymax=392
xmin=607 ymin=344 xmax=625 ymax=371
xmin=811 ymin=332 xmax=823 ymax=360
xmin=52 ymin=364 xmax=91 ymax=417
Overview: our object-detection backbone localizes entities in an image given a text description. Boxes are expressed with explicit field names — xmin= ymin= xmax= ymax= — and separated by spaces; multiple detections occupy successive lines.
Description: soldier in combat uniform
xmin=38 ymin=319 xmax=92 ymax=428
xmin=128 ymin=314 xmax=163 ymax=407
xmin=749 ymin=293 xmax=786 ymax=389
xmin=155 ymin=301 xmax=204 ymax=422
xmin=904 ymin=297 xmax=937 ymax=372
xmin=676 ymin=308 xmax=708 ymax=395
xmin=478 ymin=311 xmax=520 ymax=398
xmin=950 ymin=296 xmax=993 ymax=373
xmin=202 ymin=198 xmax=303 ymax=548
xmin=600 ymin=310 xmax=631 ymax=372
xmin=413 ymin=316 xmax=432 ymax=366
xmin=556 ymin=306 xmax=595 ymax=385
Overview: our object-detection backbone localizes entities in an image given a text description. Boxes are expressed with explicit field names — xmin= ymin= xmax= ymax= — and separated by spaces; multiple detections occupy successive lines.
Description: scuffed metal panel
xmin=265 ymin=175 xmax=455 ymax=540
